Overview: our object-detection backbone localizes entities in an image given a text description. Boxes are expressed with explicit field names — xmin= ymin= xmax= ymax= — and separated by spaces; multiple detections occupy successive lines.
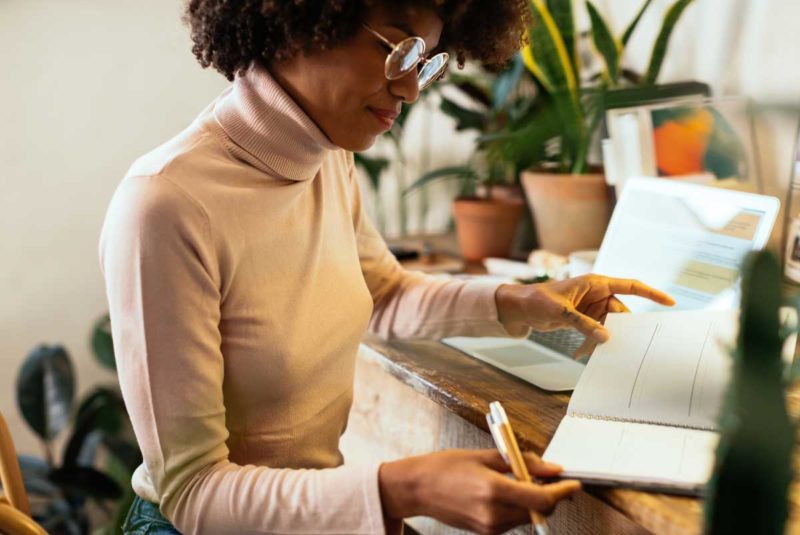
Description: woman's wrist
xmin=378 ymin=457 xmax=423 ymax=520
xmin=495 ymin=284 xmax=529 ymax=335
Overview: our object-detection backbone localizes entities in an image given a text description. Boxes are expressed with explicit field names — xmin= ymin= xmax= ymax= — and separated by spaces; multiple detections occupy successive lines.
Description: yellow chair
xmin=0 ymin=412 xmax=47 ymax=535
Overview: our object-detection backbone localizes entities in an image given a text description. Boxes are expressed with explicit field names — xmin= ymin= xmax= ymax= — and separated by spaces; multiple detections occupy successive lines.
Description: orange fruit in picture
xmin=653 ymin=108 xmax=714 ymax=176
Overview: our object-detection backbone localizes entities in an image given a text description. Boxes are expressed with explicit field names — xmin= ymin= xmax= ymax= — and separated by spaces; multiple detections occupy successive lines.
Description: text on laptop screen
xmin=593 ymin=178 xmax=778 ymax=312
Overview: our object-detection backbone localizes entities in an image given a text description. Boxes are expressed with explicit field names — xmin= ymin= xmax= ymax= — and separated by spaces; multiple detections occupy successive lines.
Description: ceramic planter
xmin=452 ymin=197 xmax=524 ymax=262
xmin=520 ymin=170 xmax=611 ymax=255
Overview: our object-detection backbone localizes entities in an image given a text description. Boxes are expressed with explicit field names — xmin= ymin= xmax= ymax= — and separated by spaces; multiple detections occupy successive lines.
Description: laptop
xmin=443 ymin=177 xmax=780 ymax=391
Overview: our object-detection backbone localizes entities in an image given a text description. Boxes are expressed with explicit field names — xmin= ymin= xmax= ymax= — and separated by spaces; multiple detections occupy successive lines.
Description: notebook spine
xmin=568 ymin=412 xmax=716 ymax=432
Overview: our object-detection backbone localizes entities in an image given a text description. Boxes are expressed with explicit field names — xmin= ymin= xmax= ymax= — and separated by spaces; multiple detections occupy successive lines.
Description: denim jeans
xmin=122 ymin=495 xmax=182 ymax=534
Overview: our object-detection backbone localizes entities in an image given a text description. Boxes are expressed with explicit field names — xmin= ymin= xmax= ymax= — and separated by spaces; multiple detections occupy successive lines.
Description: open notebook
xmin=542 ymin=309 xmax=796 ymax=495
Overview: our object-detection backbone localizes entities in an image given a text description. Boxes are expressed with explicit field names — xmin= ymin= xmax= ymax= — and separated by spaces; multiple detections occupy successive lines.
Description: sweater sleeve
xmin=347 ymin=155 xmax=530 ymax=340
xmin=99 ymin=175 xmax=391 ymax=535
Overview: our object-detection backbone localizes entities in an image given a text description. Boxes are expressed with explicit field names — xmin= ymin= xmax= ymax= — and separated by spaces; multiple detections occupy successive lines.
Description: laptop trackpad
xmin=441 ymin=337 xmax=585 ymax=392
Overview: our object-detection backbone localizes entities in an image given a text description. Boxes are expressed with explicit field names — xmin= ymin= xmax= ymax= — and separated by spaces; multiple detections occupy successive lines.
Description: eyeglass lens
xmin=385 ymin=37 xmax=447 ymax=89
xmin=418 ymin=54 xmax=447 ymax=88
xmin=385 ymin=38 xmax=426 ymax=79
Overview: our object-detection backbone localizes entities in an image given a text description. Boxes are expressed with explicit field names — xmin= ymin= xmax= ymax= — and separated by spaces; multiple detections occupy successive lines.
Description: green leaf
xmin=622 ymin=0 xmax=655 ymax=46
xmin=479 ymin=104 xmax=560 ymax=172
xmin=587 ymin=1 xmax=622 ymax=83
xmin=440 ymin=97 xmax=486 ymax=131
xmin=103 ymin=436 xmax=143 ymax=474
xmin=16 ymin=345 xmax=75 ymax=443
xmin=643 ymin=0 xmax=696 ymax=85
xmin=546 ymin=0 xmax=578 ymax=80
xmin=602 ymin=80 xmax=710 ymax=110
xmin=18 ymin=454 xmax=60 ymax=497
xmin=491 ymin=54 xmax=524 ymax=111
xmin=527 ymin=0 xmax=584 ymax=170
xmin=91 ymin=314 xmax=116 ymax=370
xmin=62 ymin=387 xmax=125 ymax=467
xmin=49 ymin=466 xmax=123 ymax=500
xmin=528 ymin=0 xmax=578 ymax=95
xmin=405 ymin=166 xmax=477 ymax=197
xmin=353 ymin=153 xmax=390 ymax=192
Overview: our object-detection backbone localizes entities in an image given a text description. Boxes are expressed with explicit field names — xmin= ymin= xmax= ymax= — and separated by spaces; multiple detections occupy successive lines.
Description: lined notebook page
xmin=543 ymin=416 xmax=719 ymax=487
xmin=568 ymin=310 xmax=736 ymax=430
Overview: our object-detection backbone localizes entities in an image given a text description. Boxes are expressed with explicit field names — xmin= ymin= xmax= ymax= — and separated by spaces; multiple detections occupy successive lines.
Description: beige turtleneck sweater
xmin=99 ymin=64 xmax=517 ymax=534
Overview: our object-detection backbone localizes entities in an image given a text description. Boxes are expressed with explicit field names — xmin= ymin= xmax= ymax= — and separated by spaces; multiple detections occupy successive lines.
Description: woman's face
xmin=270 ymin=3 xmax=444 ymax=152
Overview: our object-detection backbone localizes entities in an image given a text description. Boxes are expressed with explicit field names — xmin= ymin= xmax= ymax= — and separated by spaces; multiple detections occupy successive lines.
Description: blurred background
xmin=1 ymin=0 xmax=799 ymax=459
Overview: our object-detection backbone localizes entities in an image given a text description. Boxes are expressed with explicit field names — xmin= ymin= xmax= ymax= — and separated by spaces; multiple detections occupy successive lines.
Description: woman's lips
xmin=368 ymin=107 xmax=399 ymax=130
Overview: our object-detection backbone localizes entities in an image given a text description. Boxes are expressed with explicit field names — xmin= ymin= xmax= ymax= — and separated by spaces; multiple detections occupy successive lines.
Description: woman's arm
xmin=346 ymin=154 xmax=528 ymax=340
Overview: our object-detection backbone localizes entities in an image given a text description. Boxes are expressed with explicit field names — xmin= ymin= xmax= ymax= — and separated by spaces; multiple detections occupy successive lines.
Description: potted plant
xmin=15 ymin=315 xmax=141 ymax=535
xmin=484 ymin=0 xmax=698 ymax=254
xmin=404 ymin=59 xmax=532 ymax=261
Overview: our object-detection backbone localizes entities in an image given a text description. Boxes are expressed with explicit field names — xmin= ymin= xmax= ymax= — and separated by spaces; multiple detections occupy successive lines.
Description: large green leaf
xmin=546 ymin=0 xmax=578 ymax=81
xmin=526 ymin=0 xmax=584 ymax=171
xmin=18 ymin=454 xmax=60 ymax=497
xmin=479 ymin=103 xmax=560 ymax=172
xmin=527 ymin=0 xmax=578 ymax=96
xmin=353 ymin=152 xmax=390 ymax=192
xmin=643 ymin=0 xmax=695 ymax=85
xmin=91 ymin=314 xmax=115 ymax=370
xmin=621 ymin=0 xmax=655 ymax=46
xmin=440 ymin=97 xmax=486 ymax=131
xmin=62 ymin=387 xmax=125 ymax=467
xmin=586 ymin=1 xmax=622 ymax=83
xmin=602 ymin=80 xmax=710 ymax=110
xmin=16 ymin=345 xmax=75 ymax=443
xmin=552 ymin=89 xmax=586 ymax=173
xmin=103 ymin=436 xmax=143 ymax=474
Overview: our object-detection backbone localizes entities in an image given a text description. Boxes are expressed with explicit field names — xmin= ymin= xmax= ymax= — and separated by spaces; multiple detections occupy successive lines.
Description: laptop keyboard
xmin=528 ymin=329 xmax=586 ymax=356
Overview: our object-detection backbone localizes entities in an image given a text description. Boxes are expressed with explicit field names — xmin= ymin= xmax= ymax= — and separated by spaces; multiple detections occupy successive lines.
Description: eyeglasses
xmin=362 ymin=23 xmax=449 ymax=91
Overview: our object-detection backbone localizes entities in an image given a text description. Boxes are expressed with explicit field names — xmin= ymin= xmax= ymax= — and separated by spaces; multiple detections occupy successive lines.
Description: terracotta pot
xmin=452 ymin=197 xmax=524 ymax=262
xmin=520 ymin=170 xmax=611 ymax=255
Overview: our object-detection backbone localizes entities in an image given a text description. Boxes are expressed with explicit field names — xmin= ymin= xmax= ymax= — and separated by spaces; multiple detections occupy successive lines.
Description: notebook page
xmin=543 ymin=415 xmax=718 ymax=488
xmin=568 ymin=310 xmax=736 ymax=430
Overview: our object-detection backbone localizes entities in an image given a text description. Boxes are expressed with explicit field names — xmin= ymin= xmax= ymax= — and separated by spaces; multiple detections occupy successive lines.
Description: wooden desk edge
xmin=360 ymin=335 xmax=703 ymax=535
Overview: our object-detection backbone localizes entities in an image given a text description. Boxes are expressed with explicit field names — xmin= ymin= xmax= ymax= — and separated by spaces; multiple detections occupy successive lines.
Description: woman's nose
xmin=388 ymin=69 xmax=421 ymax=104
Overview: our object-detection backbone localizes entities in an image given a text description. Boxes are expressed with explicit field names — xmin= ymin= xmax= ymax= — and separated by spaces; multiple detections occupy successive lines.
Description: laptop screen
xmin=593 ymin=177 xmax=779 ymax=312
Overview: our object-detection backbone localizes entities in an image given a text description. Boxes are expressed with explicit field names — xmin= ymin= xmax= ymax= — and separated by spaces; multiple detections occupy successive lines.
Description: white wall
xmin=0 ymin=0 xmax=228 ymax=455
xmin=1 ymin=0 xmax=799 ymax=455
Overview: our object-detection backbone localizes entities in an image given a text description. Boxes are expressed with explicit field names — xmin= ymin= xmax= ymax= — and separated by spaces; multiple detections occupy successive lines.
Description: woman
xmin=100 ymin=1 xmax=674 ymax=534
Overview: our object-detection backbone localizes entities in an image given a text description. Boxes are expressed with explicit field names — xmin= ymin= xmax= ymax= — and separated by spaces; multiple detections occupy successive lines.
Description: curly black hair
xmin=184 ymin=0 xmax=530 ymax=81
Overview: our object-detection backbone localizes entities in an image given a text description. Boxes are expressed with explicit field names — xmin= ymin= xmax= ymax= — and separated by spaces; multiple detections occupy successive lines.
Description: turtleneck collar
xmin=214 ymin=62 xmax=338 ymax=181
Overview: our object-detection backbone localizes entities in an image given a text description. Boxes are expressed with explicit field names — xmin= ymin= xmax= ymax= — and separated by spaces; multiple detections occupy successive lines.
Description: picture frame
xmin=604 ymin=97 xmax=762 ymax=196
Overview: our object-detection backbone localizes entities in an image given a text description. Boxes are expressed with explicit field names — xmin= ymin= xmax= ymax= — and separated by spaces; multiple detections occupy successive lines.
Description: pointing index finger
xmin=607 ymin=279 xmax=675 ymax=306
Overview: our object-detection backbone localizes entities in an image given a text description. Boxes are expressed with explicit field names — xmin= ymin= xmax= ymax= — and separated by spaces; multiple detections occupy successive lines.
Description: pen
xmin=486 ymin=401 xmax=551 ymax=535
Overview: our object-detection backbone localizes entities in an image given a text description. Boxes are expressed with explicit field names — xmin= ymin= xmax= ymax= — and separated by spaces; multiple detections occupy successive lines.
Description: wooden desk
xmin=340 ymin=335 xmax=800 ymax=535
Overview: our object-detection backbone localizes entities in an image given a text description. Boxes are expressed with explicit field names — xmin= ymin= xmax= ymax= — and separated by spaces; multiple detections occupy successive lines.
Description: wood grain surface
xmin=354 ymin=335 xmax=800 ymax=535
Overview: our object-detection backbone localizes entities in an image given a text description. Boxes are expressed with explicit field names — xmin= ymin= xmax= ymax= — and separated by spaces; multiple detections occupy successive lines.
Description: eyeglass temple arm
xmin=362 ymin=23 xmax=395 ymax=50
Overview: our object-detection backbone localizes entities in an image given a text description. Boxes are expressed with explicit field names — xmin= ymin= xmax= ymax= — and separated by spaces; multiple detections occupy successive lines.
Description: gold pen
xmin=486 ymin=401 xmax=551 ymax=535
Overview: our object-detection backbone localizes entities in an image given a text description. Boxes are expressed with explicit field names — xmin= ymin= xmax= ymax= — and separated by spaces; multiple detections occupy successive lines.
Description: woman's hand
xmin=495 ymin=274 xmax=675 ymax=356
xmin=379 ymin=449 xmax=580 ymax=535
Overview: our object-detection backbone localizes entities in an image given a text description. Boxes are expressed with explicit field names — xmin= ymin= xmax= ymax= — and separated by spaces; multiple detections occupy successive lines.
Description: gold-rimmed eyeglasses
xmin=362 ymin=23 xmax=449 ymax=90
